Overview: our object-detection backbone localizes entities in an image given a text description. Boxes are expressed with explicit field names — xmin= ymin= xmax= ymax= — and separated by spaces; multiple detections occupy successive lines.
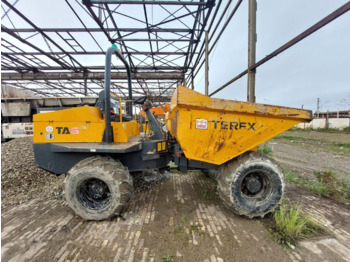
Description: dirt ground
xmin=2 ymin=173 xmax=291 ymax=262
xmin=1 ymin=130 xmax=350 ymax=262
xmin=268 ymin=130 xmax=350 ymax=262
xmin=268 ymin=130 xmax=350 ymax=182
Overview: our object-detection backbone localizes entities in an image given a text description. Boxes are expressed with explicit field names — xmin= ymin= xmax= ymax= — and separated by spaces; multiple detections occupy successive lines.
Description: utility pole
xmin=247 ymin=0 xmax=257 ymax=103
xmin=317 ymin=98 xmax=320 ymax=118
xmin=205 ymin=31 xmax=209 ymax=96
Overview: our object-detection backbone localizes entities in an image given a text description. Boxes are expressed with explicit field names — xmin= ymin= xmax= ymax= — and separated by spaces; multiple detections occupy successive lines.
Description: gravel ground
xmin=1 ymin=137 xmax=63 ymax=209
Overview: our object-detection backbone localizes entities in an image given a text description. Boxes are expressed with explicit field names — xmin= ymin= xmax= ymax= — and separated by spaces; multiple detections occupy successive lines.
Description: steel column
xmin=205 ymin=31 xmax=209 ymax=96
xmin=247 ymin=0 xmax=257 ymax=103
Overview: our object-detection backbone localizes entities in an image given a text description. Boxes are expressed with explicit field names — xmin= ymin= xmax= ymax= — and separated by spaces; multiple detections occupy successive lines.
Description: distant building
xmin=314 ymin=110 xmax=350 ymax=119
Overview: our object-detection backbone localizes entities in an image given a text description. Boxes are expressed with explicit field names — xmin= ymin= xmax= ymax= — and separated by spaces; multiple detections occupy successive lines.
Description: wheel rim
xmin=240 ymin=170 xmax=273 ymax=200
xmin=77 ymin=178 xmax=111 ymax=210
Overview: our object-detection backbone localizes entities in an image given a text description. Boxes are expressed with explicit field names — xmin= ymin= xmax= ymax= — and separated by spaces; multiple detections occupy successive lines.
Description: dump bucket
xmin=166 ymin=85 xmax=312 ymax=165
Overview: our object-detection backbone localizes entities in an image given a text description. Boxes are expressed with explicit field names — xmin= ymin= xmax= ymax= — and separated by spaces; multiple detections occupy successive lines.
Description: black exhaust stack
xmin=103 ymin=45 xmax=132 ymax=144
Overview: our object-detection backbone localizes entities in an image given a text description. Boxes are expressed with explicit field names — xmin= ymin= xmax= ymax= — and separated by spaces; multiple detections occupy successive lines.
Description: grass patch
xmin=270 ymin=200 xmax=322 ymax=247
xmin=289 ymin=127 xmax=350 ymax=134
xmin=274 ymin=135 xmax=305 ymax=141
xmin=163 ymin=253 xmax=174 ymax=262
xmin=310 ymin=127 xmax=350 ymax=134
xmin=333 ymin=142 xmax=350 ymax=148
xmin=313 ymin=170 xmax=350 ymax=202
xmin=343 ymin=126 xmax=350 ymax=133
xmin=258 ymin=144 xmax=273 ymax=156
xmin=284 ymin=170 xmax=350 ymax=203
xmin=180 ymin=214 xmax=186 ymax=223
xmin=331 ymin=142 xmax=350 ymax=154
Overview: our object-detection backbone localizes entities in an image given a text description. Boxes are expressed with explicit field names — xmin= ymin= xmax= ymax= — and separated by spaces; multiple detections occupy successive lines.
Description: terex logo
xmin=211 ymin=120 xmax=256 ymax=131
xmin=56 ymin=127 xmax=79 ymax=135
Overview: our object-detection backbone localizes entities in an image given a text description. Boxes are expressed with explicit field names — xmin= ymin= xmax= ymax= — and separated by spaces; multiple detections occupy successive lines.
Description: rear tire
xmin=217 ymin=151 xmax=284 ymax=218
xmin=63 ymin=155 xmax=133 ymax=220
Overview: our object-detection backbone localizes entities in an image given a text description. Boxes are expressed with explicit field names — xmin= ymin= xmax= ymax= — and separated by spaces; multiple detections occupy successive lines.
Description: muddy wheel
xmin=217 ymin=151 xmax=284 ymax=218
xmin=63 ymin=155 xmax=133 ymax=220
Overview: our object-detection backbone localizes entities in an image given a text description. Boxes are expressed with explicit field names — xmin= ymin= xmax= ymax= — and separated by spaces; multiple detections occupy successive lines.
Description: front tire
xmin=217 ymin=151 xmax=284 ymax=218
xmin=63 ymin=156 xmax=133 ymax=220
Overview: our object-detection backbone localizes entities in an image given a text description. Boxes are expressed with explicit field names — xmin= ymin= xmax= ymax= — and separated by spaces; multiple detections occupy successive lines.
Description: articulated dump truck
xmin=33 ymin=46 xmax=312 ymax=220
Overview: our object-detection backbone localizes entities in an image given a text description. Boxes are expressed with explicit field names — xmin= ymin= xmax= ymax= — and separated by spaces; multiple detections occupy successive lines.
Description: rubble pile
xmin=1 ymin=137 xmax=172 ymax=209
xmin=1 ymin=137 xmax=63 ymax=208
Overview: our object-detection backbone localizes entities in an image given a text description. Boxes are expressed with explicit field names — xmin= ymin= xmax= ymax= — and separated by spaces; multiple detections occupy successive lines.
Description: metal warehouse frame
xmin=1 ymin=0 xmax=217 ymax=103
xmin=1 ymin=0 xmax=349 ymax=104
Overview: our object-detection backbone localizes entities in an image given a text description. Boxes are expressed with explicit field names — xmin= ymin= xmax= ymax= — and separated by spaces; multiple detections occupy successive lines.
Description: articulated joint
xmin=141 ymin=100 xmax=153 ymax=111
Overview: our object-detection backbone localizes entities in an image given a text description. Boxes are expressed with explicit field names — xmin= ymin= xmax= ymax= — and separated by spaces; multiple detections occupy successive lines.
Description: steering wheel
xmin=134 ymin=96 xmax=148 ymax=105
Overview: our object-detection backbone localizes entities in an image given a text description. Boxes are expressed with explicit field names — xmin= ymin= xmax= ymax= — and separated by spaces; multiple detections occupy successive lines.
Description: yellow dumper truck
xmin=33 ymin=46 xmax=312 ymax=220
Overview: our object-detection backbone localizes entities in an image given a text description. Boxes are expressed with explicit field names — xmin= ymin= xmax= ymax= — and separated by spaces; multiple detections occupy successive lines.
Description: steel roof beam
xmin=4 ymin=86 xmax=174 ymax=92
xmin=193 ymin=0 xmax=242 ymax=80
xmin=2 ymin=0 xmax=85 ymax=71
xmin=2 ymin=51 xmax=192 ymax=56
xmin=104 ymin=3 xmax=136 ymax=69
xmin=2 ymin=26 xmax=74 ymax=71
xmin=143 ymin=3 xmax=155 ymax=73
xmin=2 ymin=72 xmax=184 ymax=81
xmin=183 ymin=0 xmax=215 ymax=70
xmin=89 ymin=1 xmax=207 ymax=6
xmin=2 ymin=53 xmax=39 ymax=72
xmin=117 ymin=6 xmax=204 ymax=39
xmin=2 ymin=66 xmax=191 ymax=71
xmin=2 ymin=0 xmax=216 ymax=100
xmin=112 ymin=38 xmax=193 ymax=42
xmin=65 ymin=0 xmax=105 ymax=53
xmin=10 ymin=28 xmax=196 ymax=33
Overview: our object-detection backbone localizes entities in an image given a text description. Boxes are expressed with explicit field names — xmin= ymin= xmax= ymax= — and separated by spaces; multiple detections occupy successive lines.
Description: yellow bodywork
xmin=112 ymin=121 xmax=140 ymax=142
xmin=166 ymin=85 xmax=312 ymax=165
xmin=142 ymin=123 xmax=151 ymax=133
xmin=33 ymin=106 xmax=139 ymax=143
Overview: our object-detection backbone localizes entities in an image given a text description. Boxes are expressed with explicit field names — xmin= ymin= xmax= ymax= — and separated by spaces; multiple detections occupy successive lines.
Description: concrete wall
xmin=296 ymin=118 xmax=350 ymax=130
xmin=1 ymin=85 xmax=36 ymax=98
xmin=1 ymin=102 xmax=31 ymax=116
